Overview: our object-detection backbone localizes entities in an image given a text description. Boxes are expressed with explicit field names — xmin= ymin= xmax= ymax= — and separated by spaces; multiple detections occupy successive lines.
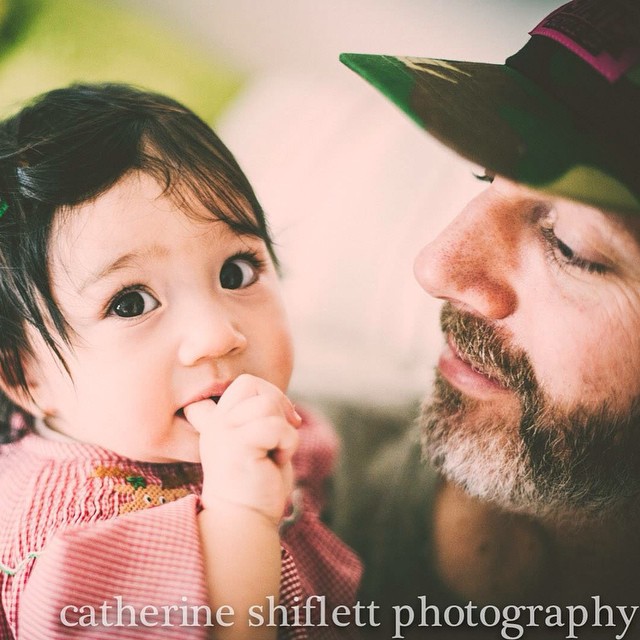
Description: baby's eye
xmin=219 ymin=257 xmax=259 ymax=290
xmin=108 ymin=289 xmax=159 ymax=318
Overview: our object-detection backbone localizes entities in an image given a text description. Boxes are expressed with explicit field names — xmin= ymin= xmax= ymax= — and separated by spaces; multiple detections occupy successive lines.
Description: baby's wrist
xmin=199 ymin=492 xmax=285 ymax=530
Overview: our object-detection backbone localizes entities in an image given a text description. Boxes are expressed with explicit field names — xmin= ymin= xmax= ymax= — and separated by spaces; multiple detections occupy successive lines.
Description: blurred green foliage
xmin=0 ymin=0 xmax=243 ymax=121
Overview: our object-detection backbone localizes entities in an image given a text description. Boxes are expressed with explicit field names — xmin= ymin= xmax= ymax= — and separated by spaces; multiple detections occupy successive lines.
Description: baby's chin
xmin=129 ymin=442 xmax=202 ymax=465
xmin=43 ymin=414 xmax=203 ymax=464
xmin=96 ymin=434 xmax=202 ymax=465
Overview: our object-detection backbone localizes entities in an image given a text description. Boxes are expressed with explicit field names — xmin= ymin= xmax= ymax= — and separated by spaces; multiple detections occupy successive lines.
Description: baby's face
xmin=29 ymin=172 xmax=293 ymax=462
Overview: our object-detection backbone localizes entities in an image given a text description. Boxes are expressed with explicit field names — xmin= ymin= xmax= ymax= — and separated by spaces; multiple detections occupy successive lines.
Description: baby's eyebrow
xmin=77 ymin=244 xmax=168 ymax=293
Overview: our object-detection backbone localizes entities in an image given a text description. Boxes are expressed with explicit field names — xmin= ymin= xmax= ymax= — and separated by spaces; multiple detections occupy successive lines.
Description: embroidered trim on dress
xmin=92 ymin=465 xmax=192 ymax=515
xmin=0 ymin=551 xmax=41 ymax=576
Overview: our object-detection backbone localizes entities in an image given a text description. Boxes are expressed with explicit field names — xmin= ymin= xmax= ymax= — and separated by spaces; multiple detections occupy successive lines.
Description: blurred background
xmin=0 ymin=0 xmax=559 ymax=408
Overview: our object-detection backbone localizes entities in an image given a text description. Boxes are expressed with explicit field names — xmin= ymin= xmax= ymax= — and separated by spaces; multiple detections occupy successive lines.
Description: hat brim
xmin=340 ymin=53 xmax=640 ymax=214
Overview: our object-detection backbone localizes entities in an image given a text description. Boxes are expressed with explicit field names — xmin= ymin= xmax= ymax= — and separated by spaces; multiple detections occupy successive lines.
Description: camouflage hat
xmin=340 ymin=0 xmax=640 ymax=214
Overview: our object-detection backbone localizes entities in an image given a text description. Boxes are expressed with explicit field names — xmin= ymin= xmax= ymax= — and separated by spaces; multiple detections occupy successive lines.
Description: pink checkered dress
xmin=0 ymin=409 xmax=361 ymax=639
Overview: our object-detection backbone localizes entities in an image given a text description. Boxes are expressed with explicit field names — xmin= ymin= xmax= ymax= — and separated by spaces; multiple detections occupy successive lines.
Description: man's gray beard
xmin=421 ymin=306 xmax=640 ymax=521
xmin=420 ymin=375 xmax=539 ymax=514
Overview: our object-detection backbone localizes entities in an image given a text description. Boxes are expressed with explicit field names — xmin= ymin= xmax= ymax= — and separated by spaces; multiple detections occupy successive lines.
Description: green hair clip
xmin=0 ymin=199 xmax=7 ymax=218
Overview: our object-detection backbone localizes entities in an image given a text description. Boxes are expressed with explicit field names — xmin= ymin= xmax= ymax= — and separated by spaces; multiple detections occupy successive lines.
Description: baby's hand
xmin=183 ymin=374 xmax=301 ymax=525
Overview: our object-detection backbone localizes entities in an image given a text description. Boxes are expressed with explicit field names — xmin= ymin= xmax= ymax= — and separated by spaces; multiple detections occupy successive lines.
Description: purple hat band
xmin=531 ymin=0 xmax=640 ymax=82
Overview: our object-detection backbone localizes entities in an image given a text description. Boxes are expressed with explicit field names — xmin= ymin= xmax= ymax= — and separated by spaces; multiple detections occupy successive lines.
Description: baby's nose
xmin=177 ymin=305 xmax=247 ymax=366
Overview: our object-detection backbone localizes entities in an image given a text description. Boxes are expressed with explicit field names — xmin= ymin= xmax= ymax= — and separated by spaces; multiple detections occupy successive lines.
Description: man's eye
xmin=108 ymin=289 xmax=159 ymax=318
xmin=540 ymin=225 xmax=607 ymax=275
xmin=219 ymin=258 xmax=259 ymax=290
xmin=472 ymin=168 xmax=495 ymax=183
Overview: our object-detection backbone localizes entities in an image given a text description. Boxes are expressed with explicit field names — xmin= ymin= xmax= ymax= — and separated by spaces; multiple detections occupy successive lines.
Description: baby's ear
xmin=0 ymin=357 xmax=48 ymax=419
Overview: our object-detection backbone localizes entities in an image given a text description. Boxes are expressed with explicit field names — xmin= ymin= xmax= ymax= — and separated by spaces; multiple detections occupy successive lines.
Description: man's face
xmin=414 ymin=175 xmax=640 ymax=517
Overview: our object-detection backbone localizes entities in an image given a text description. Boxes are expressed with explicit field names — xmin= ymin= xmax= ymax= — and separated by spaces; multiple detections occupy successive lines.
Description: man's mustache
xmin=440 ymin=302 xmax=537 ymax=397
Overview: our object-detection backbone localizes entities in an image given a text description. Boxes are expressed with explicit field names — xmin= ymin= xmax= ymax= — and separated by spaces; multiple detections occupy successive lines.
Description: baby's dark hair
xmin=0 ymin=82 xmax=275 ymax=441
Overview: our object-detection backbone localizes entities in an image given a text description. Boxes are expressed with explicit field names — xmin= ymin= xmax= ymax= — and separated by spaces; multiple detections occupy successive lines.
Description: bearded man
xmin=333 ymin=0 xmax=640 ymax=636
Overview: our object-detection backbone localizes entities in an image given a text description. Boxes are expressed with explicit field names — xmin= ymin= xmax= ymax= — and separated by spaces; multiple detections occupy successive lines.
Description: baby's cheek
xmin=271 ymin=333 xmax=295 ymax=392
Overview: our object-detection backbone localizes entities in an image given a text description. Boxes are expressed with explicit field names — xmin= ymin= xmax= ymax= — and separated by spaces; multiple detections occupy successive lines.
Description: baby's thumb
xmin=183 ymin=398 xmax=217 ymax=434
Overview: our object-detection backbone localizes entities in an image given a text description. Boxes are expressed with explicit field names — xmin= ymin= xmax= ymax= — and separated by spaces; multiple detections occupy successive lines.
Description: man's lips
xmin=438 ymin=337 xmax=510 ymax=398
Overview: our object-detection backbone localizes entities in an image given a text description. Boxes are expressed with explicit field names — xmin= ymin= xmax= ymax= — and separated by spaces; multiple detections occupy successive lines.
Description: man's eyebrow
xmin=77 ymin=244 xmax=169 ymax=293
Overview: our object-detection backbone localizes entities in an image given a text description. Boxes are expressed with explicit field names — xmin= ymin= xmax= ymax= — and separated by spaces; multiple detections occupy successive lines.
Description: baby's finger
xmin=228 ymin=416 xmax=300 ymax=464
xmin=218 ymin=374 xmax=301 ymax=426
xmin=212 ymin=393 xmax=299 ymax=430
xmin=267 ymin=424 xmax=299 ymax=467
xmin=268 ymin=439 xmax=298 ymax=466
xmin=216 ymin=373 xmax=262 ymax=411
xmin=183 ymin=397 xmax=217 ymax=433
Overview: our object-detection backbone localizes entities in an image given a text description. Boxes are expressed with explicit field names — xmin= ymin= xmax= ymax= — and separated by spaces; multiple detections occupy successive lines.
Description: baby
xmin=0 ymin=83 xmax=360 ymax=639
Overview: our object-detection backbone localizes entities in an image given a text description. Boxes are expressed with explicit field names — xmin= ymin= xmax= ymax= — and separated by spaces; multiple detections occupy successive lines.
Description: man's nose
xmin=177 ymin=301 xmax=247 ymax=367
xmin=413 ymin=200 xmax=518 ymax=320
